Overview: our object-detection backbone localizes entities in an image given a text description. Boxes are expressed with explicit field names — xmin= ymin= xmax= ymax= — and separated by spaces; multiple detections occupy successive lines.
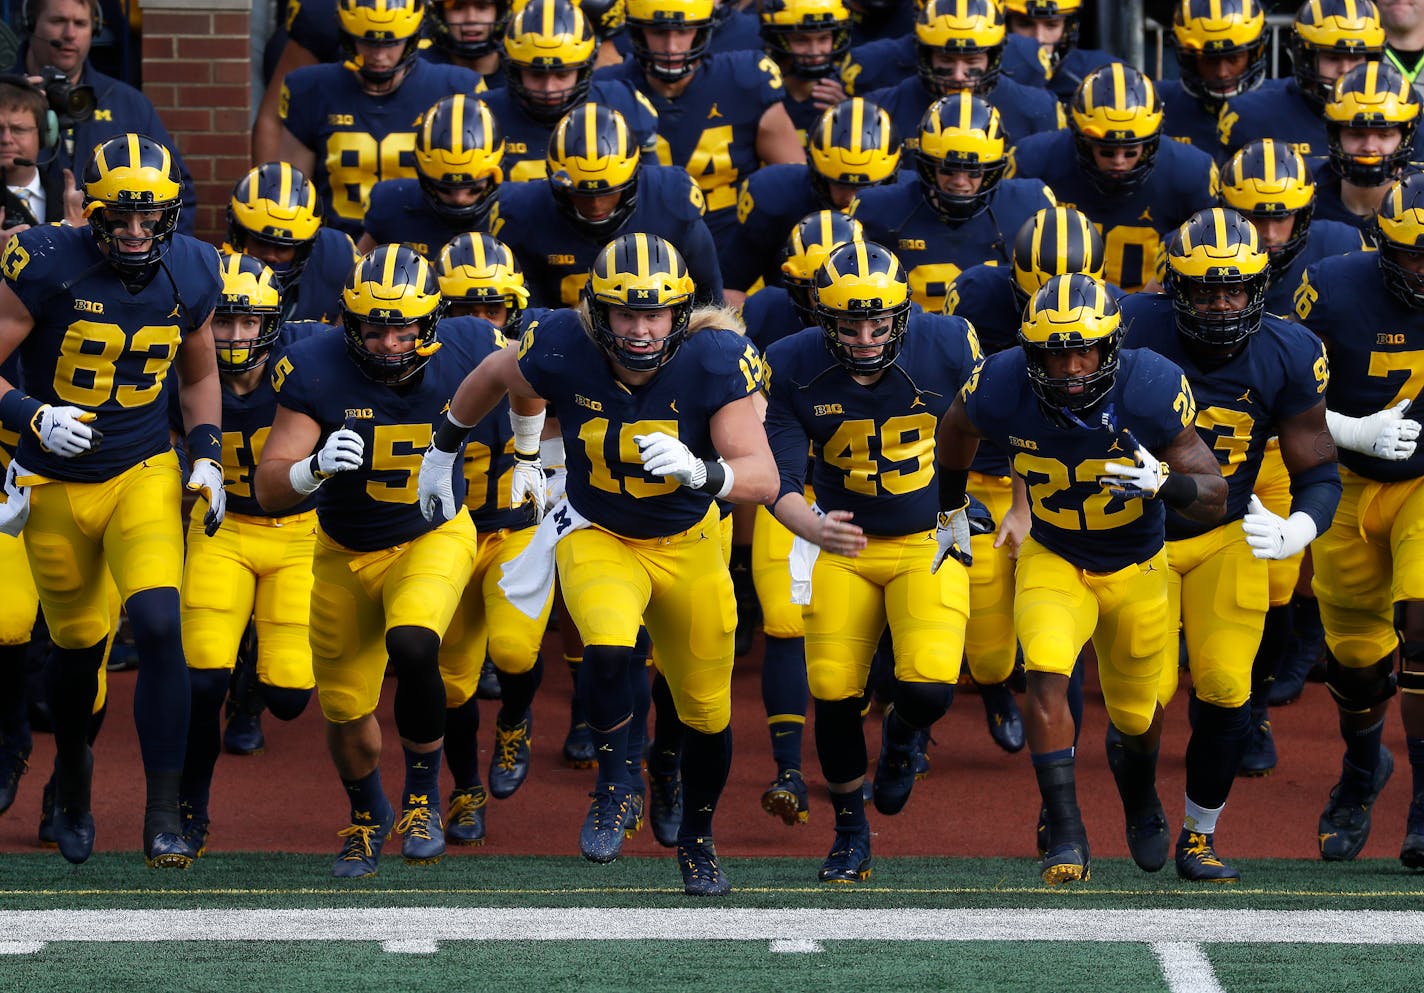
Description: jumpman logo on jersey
xmin=167 ymin=303 xmax=182 ymax=319
xmin=1107 ymin=437 xmax=1124 ymax=453
xmin=1138 ymin=207 xmax=1153 ymax=222
xmin=910 ymin=394 xmax=926 ymax=409
xmin=670 ymin=399 xmax=679 ymax=413
xmin=707 ymin=103 xmax=723 ymax=119
xmin=1237 ymin=389 xmax=1252 ymax=405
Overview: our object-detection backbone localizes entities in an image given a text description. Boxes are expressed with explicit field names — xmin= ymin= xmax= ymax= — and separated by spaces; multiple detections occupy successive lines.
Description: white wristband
xmin=289 ymin=456 xmax=323 ymax=496
xmin=539 ymin=435 xmax=566 ymax=470
xmin=1324 ymin=409 xmax=1371 ymax=454
xmin=510 ymin=409 xmax=546 ymax=457
xmin=714 ymin=460 xmax=735 ymax=500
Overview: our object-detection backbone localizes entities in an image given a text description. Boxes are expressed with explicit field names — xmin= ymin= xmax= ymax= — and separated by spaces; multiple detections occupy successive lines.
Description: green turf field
xmin=1 ymin=855 xmax=1421 ymax=993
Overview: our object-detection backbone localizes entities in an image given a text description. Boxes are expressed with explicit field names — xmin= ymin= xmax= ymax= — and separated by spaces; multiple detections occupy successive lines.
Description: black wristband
xmin=693 ymin=459 xmax=727 ymax=496
xmin=432 ymin=413 xmax=470 ymax=453
xmin=186 ymin=423 xmax=223 ymax=465
xmin=938 ymin=467 xmax=969 ymax=513
xmin=1158 ymin=470 xmax=1198 ymax=510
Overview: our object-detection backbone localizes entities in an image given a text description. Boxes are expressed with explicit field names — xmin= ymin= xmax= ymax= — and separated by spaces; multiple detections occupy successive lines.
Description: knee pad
xmin=892 ymin=679 xmax=954 ymax=730
xmin=813 ymin=697 xmax=868 ymax=785
xmin=187 ymin=667 xmax=229 ymax=713
xmin=261 ymin=684 xmax=312 ymax=721
xmin=580 ymin=644 xmax=634 ymax=731
xmin=1325 ymin=651 xmax=1397 ymax=713
xmin=386 ymin=625 xmax=441 ymax=670
xmin=388 ymin=626 xmax=446 ymax=743
xmin=1400 ymin=642 xmax=1424 ymax=695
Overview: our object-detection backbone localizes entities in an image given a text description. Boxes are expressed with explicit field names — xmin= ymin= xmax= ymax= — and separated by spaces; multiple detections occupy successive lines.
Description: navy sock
xmin=625 ymin=659 xmax=651 ymax=789
xmin=403 ymin=745 xmax=442 ymax=809
xmin=342 ymin=768 xmax=389 ymax=823
xmin=830 ymin=784 xmax=867 ymax=831
xmin=761 ymin=635 xmax=808 ymax=772
xmin=496 ymin=655 xmax=544 ymax=725
xmin=180 ymin=668 xmax=230 ymax=811
xmin=0 ymin=643 xmax=29 ymax=743
xmin=1408 ymin=736 xmax=1424 ymax=799
xmin=580 ymin=645 xmax=634 ymax=786
xmin=47 ymin=641 xmax=105 ymax=777
xmin=1184 ymin=700 xmax=1251 ymax=810
xmin=127 ymin=588 xmax=190 ymax=773
xmin=443 ymin=697 xmax=481 ymax=791
xmin=678 ymin=725 xmax=731 ymax=841
xmin=1342 ymin=718 xmax=1386 ymax=777
xmin=1032 ymin=749 xmax=1084 ymax=847
xmin=649 ymin=667 xmax=684 ymax=773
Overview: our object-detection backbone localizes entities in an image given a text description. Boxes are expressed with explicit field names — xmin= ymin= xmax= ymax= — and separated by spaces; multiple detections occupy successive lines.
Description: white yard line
xmin=1152 ymin=942 xmax=1227 ymax=993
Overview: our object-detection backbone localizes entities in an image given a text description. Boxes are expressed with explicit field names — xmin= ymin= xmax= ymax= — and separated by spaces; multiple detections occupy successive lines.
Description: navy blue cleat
xmin=0 ymin=735 xmax=30 ymax=815
xmin=221 ymin=711 xmax=265 ymax=756
xmin=648 ymin=770 xmax=682 ymax=848
xmin=1123 ymin=799 xmax=1170 ymax=873
xmin=1319 ymin=747 xmax=1394 ymax=861
xmin=580 ymin=784 xmax=634 ymax=863
xmin=53 ymin=806 xmax=95 ymax=865
xmin=332 ymin=803 xmax=396 ymax=879
xmin=145 ymin=832 xmax=195 ymax=870
xmin=761 ymin=769 xmax=810 ymax=826
xmin=397 ymin=805 xmax=446 ymax=865
xmin=818 ymin=824 xmax=873 ymax=883
xmin=489 ymin=711 xmax=532 ymax=799
xmin=1040 ymin=841 xmax=1091 ymax=885
xmin=179 ymin=801 xmax=210 ymax=858
xmin=677 ymin=837 xmax=731 ymax=895
xmin=37 ymin=774 xmax=55 ymax=847
xmin=446 ymin=787 xmax=487 ymax=846
xmin=476 ymin=658 xmax=502 ymax=700
xmin=1402 ymin=792 xmax=1424 ymax=870
xmin=1175 ymin=829 xmax=1240 ymax=883
xmin=873 ymin=713 xmax=918 ymax=816
xmin=980 ymin=680 xmax=1025 ymax=753
xmin=1239 ymin=716 xmax=1277 ymax=777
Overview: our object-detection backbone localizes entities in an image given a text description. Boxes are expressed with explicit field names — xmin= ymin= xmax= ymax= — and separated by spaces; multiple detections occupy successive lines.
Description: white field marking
xmin=1152 ymin=942 xmax=1226 ymax=993
xmin=0 ymin=942 xmax=45 ymax=955
xmin=381 ymin=939 xmax=439 ymax=954
xmin=0 ymin=908 xmax=1419 ymax=945
xmin=769 ymin=939 xmax=824 ymax=953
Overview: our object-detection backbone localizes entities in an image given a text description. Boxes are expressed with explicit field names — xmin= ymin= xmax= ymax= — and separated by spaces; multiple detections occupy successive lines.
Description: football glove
xmin=931 ymin=502 xmax=973 ymax=572
xmin=510 ymin=455 xmax=549 ymax=522
xmin=418 ymin=445 xmax=459 ymax=524
xmin=32 ymin=404 xmax=101 ymax=457
xmin=1242 ymin=494 xmax=1318 ymax=561
xmin=1101 ymin=443 xmax=1168 ymax=499
xmin=317 ymin=428 xmax=365 ymax=475
xmin=633 ymin=431 xmax=706 ymax=489
xmin=1326 ymin=400 xmax=1420 ymax=461
xmin=185 ymin=457 xmax=226 ymax=537
xmin=0 ymin=460 xmax=30 ymax=537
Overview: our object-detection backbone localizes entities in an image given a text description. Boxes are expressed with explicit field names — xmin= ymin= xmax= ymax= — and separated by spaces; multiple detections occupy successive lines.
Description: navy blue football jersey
xmin=1219 ymin=79 xmax=1326 ymax=163
xmin=285 ymin=0 xmax=341 ymax=62
xmin=1309 ymin=160 xmax=1389 ymax=232
xmin=724 ymin=163 xmax=827 ymax=293
xmin=987 ymin=33 xmax=1052 ymax=90
xmin=1265 ymin=218 xmax=1369 ymax=316
xmin=478 ymin=82 xmax=660 ymax=184
xmin=1010 ymin=128 xmax=1218 ymax=291
xmin=288 ymin=227 xmax=359 ymax=325
xmin=361 ymin=178 xmax=495 ymax=259
xmin=221 ymin=321 xmax=331 ymax=518
xmin=515 ymin=309 xmax=762 ymax=537
xmin=842 ymin=35 xmax=915 ymax=96
xmin=854 ymin=176 xmax=1054 ymax=311
xmin=963 ymin=347 xmax=1195 ymax=571
xmin=743 ymin=286 xmax=808 ymax=354
xmin=848 ymin=2 xmax=917 ymax=46
xmin=1295 ymin=250 xmax=1424 ymax=482
xmin=867 ymin=74 xmax=1064 ymax=162
xmin=279 ymin=58 xmax=485 ymax=237
xmin=2 ymin=228 xmax=222 ymax=481
xmin=598 ymin=50 xmax=787 ymax=250
xmin=1119 ymin=294 xmax=1330 ymax=538
xmin=1157 ymin=79 xmax=1230 ymax=165
xmin=494 ymin=165 xmax=722 ymax=307
xmin=709 ymin=6 xmax=764 ymax=53
xmin=419 ymin=43 xmax=507 ymax=91
xmin=765 ymin=312 xmax=983 ymax=535
xmin=271 ymin=314 xmax=504 ymax=550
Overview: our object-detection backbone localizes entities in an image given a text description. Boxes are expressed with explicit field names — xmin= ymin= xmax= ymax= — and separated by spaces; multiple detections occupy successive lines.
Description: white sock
xmin=1183 ymin=797 xmax=1224 ymax=835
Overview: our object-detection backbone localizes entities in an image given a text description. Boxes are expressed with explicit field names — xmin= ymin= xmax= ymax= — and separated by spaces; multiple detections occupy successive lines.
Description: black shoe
xmin=1239 ymin=718 xmax=1277 ymax=777
xmin=872 ymin=711 xmax=917 ymax=816
xmin=476 ymin=658 xmax=502 ymax=701
xmin=818 ymin=824 xmax=872 ymax=883
xmin=1175 ymin=828 xmax=1240 ymax=883
xmin=980 ymin=680 xmax=1025 ymax=753
xmin=222 ymin=648 xmax=266 ymax=756
xmin=489 ymin=711 xmax=532 ymax=799
xmin=678 ymin=836 xmax=731 ymax=896
xmin=1123 ymin=799 xmax=1170 ymax=873
xmin=1319 ymin=746 xmax=1394 ymax=861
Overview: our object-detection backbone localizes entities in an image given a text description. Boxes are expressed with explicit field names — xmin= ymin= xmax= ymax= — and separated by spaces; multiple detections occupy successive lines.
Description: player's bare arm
xmin=1159 ymin=422 xmax=1228 ymax=525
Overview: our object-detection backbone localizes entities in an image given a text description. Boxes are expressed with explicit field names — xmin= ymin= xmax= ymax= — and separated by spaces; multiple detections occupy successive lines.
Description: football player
xmin=1293 ymin=173 xmax=1424 ymax=869
xmin=418 ymin=233 xmax=779 ymax=895
xmin=1159 ymin=0 xmax=1269 ymax=161
xmin=276 ymin=0 xmax=484 ymax=238
xmin=226 ymin=162 xmax=360 ymax=326
xmin=425 ymin=0 xmax=512 ymax=80
xmin=937 ymin=273 xmax=1227 ymax=884
xmin=764 ymin=240 xmax=980 ymax=883
xmin=1315 ymin=60 xmax=1422 ymax=228
xmin=1011 ymin=64 xmax=1219 ymax=292
xmin=759 ymin=0 xmax=854 ymax=136
xmin=495 ymin=103 xmax=723 ymax=307
xmin=724 ymin=97 xmax=901 ymax=302
xmin=0 ymin=132 xmax=225 ymax=868
xmin=999 ymin=0 xmax=1120 ymax=104
xmin=855 ymin=93 xmax=1055 ymax=312
xmin=865 ymin=0 xmax=1063 ymax=162
xmin=254 ymin=245 xmax=495 ymax=878
xmin=1120 ymin=208 xmax=1340 ymax=881
xmin=177 ymin=254 xmax=327 ymax=858
xmin=1218 ymin=139 xmax=1368 ymax=318
xmin=1220 ymin=0 xmax=1387 ymax=162
xmin=358 ymin=93 xmax=505 ymax=258
xmin=598 ymin=0 xmax=806 ymax=256
xmin=482 ymin=0 xmax=660 ymax=183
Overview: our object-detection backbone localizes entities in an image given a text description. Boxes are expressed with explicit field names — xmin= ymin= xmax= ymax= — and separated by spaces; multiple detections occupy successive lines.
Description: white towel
xmin=788 ymin=503 xmax=824 ymax=606
xmin=499 ymin=496 xmax=591 ymax=618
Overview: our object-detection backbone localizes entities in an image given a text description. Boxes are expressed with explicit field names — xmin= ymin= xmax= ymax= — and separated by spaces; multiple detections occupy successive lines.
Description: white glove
xmin=546 ymin=465 xmax=568 ymax=503
xmin=1101 ymin=444 xmax=1168 ymax=499
xmin=33 ymin=404 xmax=101 ymax=457
xmin=0 ymin=460 xmax=30 ymax=537
xmin=1327 ymin=400 xmax=1421 ymax=461
xmin=931 ymin=505 xmax=973 ymax=572
xmin=185 ymin=457 xmax=226 ymax=537
xmin=510 ymin=456 xmax=549 ymax=522
xmin=634 ymin=431 xmax=706 ymax=489
xmin=317 ymin=428 xmax=365 ymax=475
xmin=418 ymin=446 xmax=459 ymax=523
xmin=1242 ymin=494 xmax=1318 ymax=560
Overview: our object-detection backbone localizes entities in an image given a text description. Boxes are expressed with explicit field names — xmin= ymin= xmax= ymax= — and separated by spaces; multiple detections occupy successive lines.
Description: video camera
xmin=36 ymin=65 xmax=95 ymax=126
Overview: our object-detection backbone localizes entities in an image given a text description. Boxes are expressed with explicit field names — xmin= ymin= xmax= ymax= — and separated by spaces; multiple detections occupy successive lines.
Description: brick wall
xmin=140 ymin=0 xmax=255 ymax=244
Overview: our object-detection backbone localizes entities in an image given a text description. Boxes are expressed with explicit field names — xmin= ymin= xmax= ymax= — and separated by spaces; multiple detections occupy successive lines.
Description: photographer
xmin=10 ymin=0 xmax=196 ymax=235
xmin=0 ymin=76 xmax=84 ymax=238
